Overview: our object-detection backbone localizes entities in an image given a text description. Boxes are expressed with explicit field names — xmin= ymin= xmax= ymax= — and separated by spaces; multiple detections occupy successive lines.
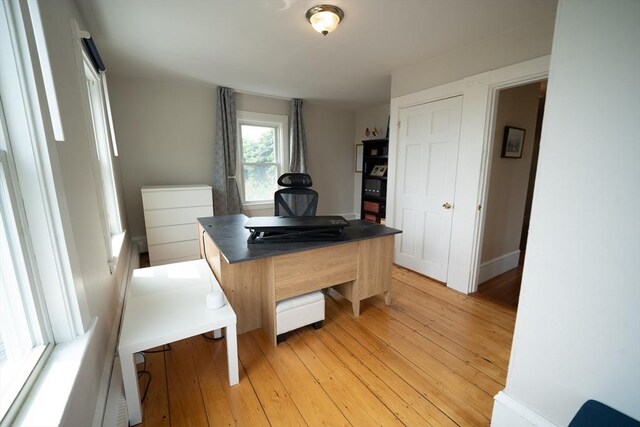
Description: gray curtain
xmin=213 ymin=87 xmax=242 ymax=215
xmin=289 ymin=98 xmax=308 ymax=173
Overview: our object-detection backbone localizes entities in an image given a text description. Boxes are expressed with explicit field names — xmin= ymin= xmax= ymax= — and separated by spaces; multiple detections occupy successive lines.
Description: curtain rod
xmin=234 ymin=88 xmax=293 ymax=102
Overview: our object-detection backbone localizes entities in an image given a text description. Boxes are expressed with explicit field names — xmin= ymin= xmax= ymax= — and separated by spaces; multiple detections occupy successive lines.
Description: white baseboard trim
xmin=131 ymin=235 xmax=147 ymax=253
xmin=479 ymin=250 xmax=521 ymax=284
xmin=492 ymin=391 xmax=557 ymax=427
xmin=92 ymin=241 xmax=139 ymax=427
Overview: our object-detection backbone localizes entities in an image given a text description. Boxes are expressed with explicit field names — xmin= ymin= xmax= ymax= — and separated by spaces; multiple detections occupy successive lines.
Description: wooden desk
xmin=118 ymin=260 xmax=239 ymax=425
xmin=197 ymin=215 xmax=401 ymax=345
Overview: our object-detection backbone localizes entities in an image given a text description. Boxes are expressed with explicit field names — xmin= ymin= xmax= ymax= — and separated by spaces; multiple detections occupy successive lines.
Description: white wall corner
xmin=479 ymin=250 xmax=521 ymax=284
xmin=492 ymin=391 xmax=558 ymax=427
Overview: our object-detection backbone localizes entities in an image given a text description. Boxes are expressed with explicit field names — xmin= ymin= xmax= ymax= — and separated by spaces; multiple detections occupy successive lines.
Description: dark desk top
xmin=198 ymin=214 xmax=401 ymax=264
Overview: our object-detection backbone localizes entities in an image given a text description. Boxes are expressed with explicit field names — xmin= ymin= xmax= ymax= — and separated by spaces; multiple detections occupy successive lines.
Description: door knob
xmin=442 ymin=202 xmax=452 ymax=209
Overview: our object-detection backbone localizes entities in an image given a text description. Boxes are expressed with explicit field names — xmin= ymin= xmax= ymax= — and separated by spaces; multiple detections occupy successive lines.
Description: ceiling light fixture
xmin=306 ymin=4 xmax=344 ymax=36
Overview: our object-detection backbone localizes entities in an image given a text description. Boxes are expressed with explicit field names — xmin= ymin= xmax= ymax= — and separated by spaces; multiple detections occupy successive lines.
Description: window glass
xmin=83 ymin=57 xmax=121 ymax=244
xmin=0 ymin=154 xmax=46 ymax=419
xmin=239 ymin=124 xmax=279 ymax=203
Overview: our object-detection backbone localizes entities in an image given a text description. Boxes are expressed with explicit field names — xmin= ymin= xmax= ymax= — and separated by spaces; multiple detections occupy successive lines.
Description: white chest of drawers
xmin=141 ymin=185 xmax=213 ymax=266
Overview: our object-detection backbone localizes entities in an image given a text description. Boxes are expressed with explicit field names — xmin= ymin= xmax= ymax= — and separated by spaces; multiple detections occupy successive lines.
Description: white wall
xmin=304 ymin=103 xmax=356 ymax=216
xmin=492 ymin=0 xmax=640 ymax=425
xmin=481 ymin=83 xmax=540 ymax=264
xmin=109 ymin=77 xmax=357 ymax=238
xmin=35 ymin=0 xmax=131 ymax=424
xmin=391 ymin=13 xmax=555 ymax=99
xmin=108 ymin=77 xmax=216 ymax=238
xmin=353 ymin=104 xmax=390 ymax=216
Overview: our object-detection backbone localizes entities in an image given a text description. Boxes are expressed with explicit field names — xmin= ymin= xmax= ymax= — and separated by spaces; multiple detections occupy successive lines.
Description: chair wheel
xmin=312 ymin=320 xmax=323 ymax=330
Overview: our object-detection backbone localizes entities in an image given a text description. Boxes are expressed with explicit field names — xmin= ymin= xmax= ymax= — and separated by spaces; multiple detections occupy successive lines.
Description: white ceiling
xmin=76 ymin=0 xmax=557 ymax=110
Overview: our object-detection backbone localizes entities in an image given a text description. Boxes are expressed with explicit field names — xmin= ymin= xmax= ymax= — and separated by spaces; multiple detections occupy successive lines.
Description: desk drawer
xmin=274 ymin=242 xmax=358 ymax=301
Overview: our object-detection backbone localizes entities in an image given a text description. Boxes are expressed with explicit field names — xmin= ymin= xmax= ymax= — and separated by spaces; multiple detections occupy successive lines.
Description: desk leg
xmin=225 ymin=324 xmax=239 ymax=385
xmin=120 ymin=351 xmax=142 ymax=425
xmin=352 ymin=300 xmax=360 ymax=317
xmin=385 ymin=290 xmax=392 ymax=305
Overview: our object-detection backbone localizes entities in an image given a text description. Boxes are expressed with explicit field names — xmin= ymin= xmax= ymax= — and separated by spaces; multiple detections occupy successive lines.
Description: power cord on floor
xmin=136 ymin=352 xmax=151 ymax=403
xmin=201 ymin=331 xmax=224 ymax=341
xmin=135 ymin=344 xmax=172 ymax=403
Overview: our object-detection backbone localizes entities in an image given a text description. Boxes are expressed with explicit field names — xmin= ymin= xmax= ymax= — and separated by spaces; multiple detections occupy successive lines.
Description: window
xmin=82 ymin=52 xmax=122 ymax=262
xmin=237 ymin=112 xmax=288 ymax=205
xmin=0 ymin=109 xmax=50 ymax=421
xmin=1 ymin=2 xmax=86 ymax=422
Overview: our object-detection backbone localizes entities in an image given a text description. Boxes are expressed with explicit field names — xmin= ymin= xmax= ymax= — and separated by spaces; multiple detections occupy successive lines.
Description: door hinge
xmin=397 ymin=120 xmax=401 ymax=129
xmin=478 ymin=204 xmax=482 ymax=211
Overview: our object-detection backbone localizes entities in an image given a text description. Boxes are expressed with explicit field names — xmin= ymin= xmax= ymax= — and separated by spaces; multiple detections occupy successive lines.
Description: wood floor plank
xmin=320 ymin=320 xmax=457 ymax=427
xmin=393 ymin=279 xmax=514 ymax=347
xmin=250 ymin=329 xmax=351 ymax=426
xmin=138 ymin=348 xmax=170 ymax=427
xmin=164 ymin=339 xmax=210 ymax=426
xmin=311 ymin=322 xmax=440 ymax=426
xmin=388 ymin=281 xmax=512 ymax=367
xmin=394 ymin=267 xmax=517 ymax=324
xmin=328 ymin=294 xmax=495 ymax=417
xmin=236 ymin=333 xmax=307 ymax=426
xmin=209 ymin=334 xmax=271 ymax=427
xmin=366 ymin=291 xmax=508 ymax=385
xmin=136 ymin=265 xmax=514 ymax=426
xmin=324 ymin=299 xmax=490 ymax=426
xmin=190 ymin=336 xmax=236 ymax=426
xmin=288 ymin=331 xmax=404 ymax=426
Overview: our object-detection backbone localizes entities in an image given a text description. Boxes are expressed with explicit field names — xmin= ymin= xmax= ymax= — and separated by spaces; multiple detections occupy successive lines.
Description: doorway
xmin=476 ymin=80 xmax=547 ymax=308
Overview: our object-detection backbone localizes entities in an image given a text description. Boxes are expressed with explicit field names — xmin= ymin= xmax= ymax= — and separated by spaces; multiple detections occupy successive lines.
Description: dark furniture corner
xmin=360 ymin=139 xmax=388 ymax=224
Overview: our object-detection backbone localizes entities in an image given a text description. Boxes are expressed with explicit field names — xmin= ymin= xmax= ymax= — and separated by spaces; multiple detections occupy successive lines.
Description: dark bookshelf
xmin=360 ymin=139 xmax=388 ymax=224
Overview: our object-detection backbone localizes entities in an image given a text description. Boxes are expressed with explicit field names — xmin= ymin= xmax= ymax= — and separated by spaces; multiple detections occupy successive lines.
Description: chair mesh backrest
xmin=274 ymin=188 xmax=319 ymax=217
xmin=274 ymin=173 xmax=318 ymax=216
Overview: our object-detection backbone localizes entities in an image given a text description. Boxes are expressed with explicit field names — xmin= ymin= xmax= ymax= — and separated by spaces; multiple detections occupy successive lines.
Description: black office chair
xmin=274 ymin=173 xmax=318 ymax=217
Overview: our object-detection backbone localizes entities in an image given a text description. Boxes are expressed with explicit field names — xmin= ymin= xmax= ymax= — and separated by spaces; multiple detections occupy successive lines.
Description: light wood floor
xmin=475 ymin=258 xmax=524 ymax=309
xmin=134 ymin=265 xmax=516 ymax=426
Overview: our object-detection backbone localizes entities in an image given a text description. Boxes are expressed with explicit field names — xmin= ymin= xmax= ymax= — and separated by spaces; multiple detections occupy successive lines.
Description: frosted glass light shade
xmin=306 ymin=5 xmax=344 ymax=36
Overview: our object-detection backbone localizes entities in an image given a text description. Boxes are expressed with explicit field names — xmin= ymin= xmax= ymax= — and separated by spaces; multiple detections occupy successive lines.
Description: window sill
xmin=110 ymin=230 xmax=126 ymax=260
xmin=108 ymin=230 xmax=127 ymax=274
xmin=12 ymin=319 xmax=96 ymax=426
xmin=243 ymin=203 xmax=274 ymax=217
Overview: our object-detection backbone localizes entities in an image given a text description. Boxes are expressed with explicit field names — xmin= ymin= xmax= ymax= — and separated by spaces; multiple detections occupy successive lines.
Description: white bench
xmin=118 ymin=259 xmax=238 ymax=425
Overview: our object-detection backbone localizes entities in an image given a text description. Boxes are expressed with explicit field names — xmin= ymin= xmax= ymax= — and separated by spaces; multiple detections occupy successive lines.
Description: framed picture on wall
xmin=355 ymin=144 xmax=364 ymax=172
xmin=501 ymin=126 xmax=526 ymax=158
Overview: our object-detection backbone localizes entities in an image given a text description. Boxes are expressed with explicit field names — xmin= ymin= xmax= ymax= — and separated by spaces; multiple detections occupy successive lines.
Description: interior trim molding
xmin=91 ymin=241 xmax=138 ymax=426
xmin=492 ymin=391 xmax=557 ymax=427
xmin=478 ymin=249 xmax=520 ymax=284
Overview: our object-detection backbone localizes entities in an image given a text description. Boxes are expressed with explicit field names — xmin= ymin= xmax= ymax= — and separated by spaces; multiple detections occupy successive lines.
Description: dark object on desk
xmin=274 ymin=173 xmax=318 ymax=217
xmin=569 ymin=400 xmax=640 ymax=427
xmin=245 ymin=215 xmax=349 ymax=244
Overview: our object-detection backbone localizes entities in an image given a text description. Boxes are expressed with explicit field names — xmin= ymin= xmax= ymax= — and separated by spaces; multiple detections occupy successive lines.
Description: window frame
xmin=0 ymin=1 xmax=91 ymax=422
xmin=81 ymin=49 xmax=123 ymax=268
xmin=236 ymin=111 xmax=289 ymax=207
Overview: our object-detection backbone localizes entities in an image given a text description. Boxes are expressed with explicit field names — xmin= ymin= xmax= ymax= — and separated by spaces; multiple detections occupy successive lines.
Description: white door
xmin=394 ymin=96 xmax=462 ymax=282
